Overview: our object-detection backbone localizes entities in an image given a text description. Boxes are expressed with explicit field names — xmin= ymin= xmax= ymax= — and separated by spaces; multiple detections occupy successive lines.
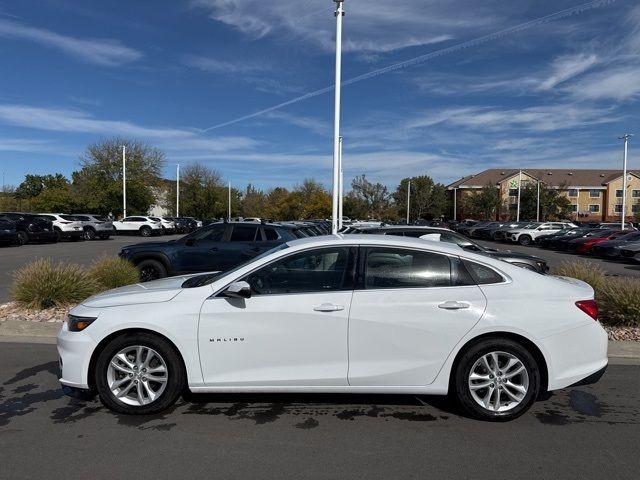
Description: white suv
xmin=113 ymin=216 xmax=162 ymax=237
xmin=37 ymin=213 xmax=85 ymax=241
xmin=506 ymin=222 xmax=576 ymax=245
xmin=75 ymin=214 xmax=114 ymax=240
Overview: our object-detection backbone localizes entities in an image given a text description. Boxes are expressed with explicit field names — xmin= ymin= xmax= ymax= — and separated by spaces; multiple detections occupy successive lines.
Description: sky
xmin=0 ymin=0 xmax=639 ymax=191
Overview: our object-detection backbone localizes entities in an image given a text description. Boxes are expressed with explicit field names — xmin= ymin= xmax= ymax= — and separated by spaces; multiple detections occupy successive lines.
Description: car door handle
xmin=313 ymin=303 xmax=345 ymax=312
xmin=438 ymin=301 xmax=470 ymax=310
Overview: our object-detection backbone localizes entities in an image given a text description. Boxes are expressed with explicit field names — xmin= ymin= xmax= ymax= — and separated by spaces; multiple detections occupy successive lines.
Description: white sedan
xmin=57 ymin=235 xmax=608 ymax=421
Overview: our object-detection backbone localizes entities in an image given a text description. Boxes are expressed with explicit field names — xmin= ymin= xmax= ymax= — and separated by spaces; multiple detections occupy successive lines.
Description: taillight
xmin=576 ymin=300 xmax=598 ymax=320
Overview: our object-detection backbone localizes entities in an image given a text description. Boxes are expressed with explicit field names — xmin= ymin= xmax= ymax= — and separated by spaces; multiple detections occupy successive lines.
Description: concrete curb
xmin=1 ymin=320 xmax=639 ymax=359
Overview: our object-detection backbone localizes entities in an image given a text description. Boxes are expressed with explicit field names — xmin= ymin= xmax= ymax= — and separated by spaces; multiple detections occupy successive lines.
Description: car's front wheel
xmin=453 ymin=338 xmax=540 ymax=421
xmin=518 ymin=235 xmax=532 ymax=246
xmin=137 ymin=259 xmax=167 ymax=282
xmin=94 ymin=332 xmax=185 ymax=414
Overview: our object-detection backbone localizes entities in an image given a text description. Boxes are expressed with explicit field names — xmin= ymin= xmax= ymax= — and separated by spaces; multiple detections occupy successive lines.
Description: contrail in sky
xmin=200 ymin=0 xmax=617 ymax=133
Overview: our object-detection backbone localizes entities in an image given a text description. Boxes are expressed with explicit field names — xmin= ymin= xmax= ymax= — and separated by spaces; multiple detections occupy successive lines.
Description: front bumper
xmin=57 ymin=321 xmax=98 ymax=389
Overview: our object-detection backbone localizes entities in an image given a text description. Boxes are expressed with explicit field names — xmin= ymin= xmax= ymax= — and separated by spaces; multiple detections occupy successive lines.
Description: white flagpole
xmin=331 ymin=0 xmax=344 ymax=234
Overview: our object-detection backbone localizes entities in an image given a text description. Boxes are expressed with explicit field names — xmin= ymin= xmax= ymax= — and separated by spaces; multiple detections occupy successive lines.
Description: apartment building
xmin=446 ymin=169 xmax=640 ymax=222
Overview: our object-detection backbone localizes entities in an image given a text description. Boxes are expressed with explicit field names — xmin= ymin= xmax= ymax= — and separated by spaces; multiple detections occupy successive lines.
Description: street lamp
xmin=176 ymin=164 xmax=180 ymax=217
xmin=619 ymin=134 xmax=633 ymax=230
xmin=122 ymin=145 xmax=127 ymax=218
xmin=331 ymin=0 xmax=345 ymax=234
xmin=338 ymin=136 xmax=344 ymax=230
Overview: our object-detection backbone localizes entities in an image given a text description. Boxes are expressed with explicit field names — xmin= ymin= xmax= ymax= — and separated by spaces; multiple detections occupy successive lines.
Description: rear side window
xmin=364 ymin=247 xmax=451 ymax=289
xmin=462 ymin=260 xmax=504 ymax=285
xmin=230 ymin=225 xmax=258 ymax=242
xmin=263 ymin=228 xmax=279 ymax=241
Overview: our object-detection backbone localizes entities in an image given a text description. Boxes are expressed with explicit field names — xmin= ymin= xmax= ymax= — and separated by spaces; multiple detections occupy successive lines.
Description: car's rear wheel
xmin=16 ymin=231 xmax=29 ymax=245
xmin=95 ymin=332 xmax=185 ymax=414
xmin=83 ymin=228 xmax=96 ymax=240
xmin=518 ymin=235 xmax=532 ymax=246
xmin=454 ymin=338 xmax=540 ymax=421
xmin=140 ymin=226 xmax=152 ymax=237
xmin=137 ymin=259 xmax=167 ymax=282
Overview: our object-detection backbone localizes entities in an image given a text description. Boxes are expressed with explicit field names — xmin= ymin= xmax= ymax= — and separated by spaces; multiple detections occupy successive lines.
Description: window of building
xmin=508 ymin=188 xmax=518 ymax=197
xmin=614 ymin=204 xmax=623 ymax=213
xmin=632 ymin=204 xmax=640 ymax=213
xmin=632 ymin=190 xmax=640 ymax=198
xmin=616 ymin=189 xmax=623 ymax=198
xmin=589 ymin=190 xmax=600 ymax=198
xmin=568 ymin=189 xmax=578 ymax=197
xmin=588 ymin=204 xmax=600 ymax=213
xmin=570 ymin=204 xmax=578 ymax=212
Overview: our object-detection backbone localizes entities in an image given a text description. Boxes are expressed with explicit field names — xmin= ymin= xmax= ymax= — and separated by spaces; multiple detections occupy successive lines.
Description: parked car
xmin=113 ymin=216 xmax=163 ymax=237
xmin=74 ymin=214 xmax=114 ymax=240
xmin=536 ymin=228 xmax=585 ymax=248
xmin=151 ymin=217 xmax=176 ymax=234
xmin=598 ymin=222 xmax=637 ymax=230
xmin=58 ymin=234 xmax=608 ymax=420
xmin=477 ymin=222 xmax=525 ymax=240
xmin=591 ymin=231 xmax=640 ymax=258
xmin=37 ymin=214 xmax=85 ymax=241
xmin=619 ymin=242 xmax=640 ymax=263
xmin=546 ymin=228 xmax=602 ymax=251
xmin=0 ymin=215 xmax=18 ymax=246
xmin=506 ymin=222 xmax=576 ymax=246
xmin=119 ymin=221 xmax=301 ymax=281
xmin=566 ymin=230 xmax=627 ymax=254
xmin=349 ymin=226 xmax=549 ymax=273
xmin=0 ymin=212 xmax=57 ymax=245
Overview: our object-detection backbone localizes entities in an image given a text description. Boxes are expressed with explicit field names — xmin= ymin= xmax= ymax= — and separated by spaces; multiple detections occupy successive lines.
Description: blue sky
xmin=0 ymin=0 xmax=638 ymax=191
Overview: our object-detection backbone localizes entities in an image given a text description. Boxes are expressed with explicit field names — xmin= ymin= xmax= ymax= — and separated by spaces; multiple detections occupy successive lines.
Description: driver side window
xmin=243 ymin=247 xmax=353 ymax=295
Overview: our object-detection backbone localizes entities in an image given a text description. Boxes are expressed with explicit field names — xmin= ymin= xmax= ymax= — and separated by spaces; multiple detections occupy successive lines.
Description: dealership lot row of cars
xmin=0 ymin=213 xmax=203 ymax=247
xmin=452 ymin=219 xmax=640 ymax=264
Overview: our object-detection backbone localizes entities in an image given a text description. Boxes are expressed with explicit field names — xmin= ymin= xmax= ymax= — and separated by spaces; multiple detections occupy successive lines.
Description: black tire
xmin=140 ymin=226 xmax=152 ymax=237
xmin=16 ymin=231 xmax=29 ymax=246
xmin=453 ymin=338 xmax=540 ymax=422
xmin=54 ymin=228 xmax=62 ymax=242
xmin=94 ymin=332 xmax=185 ymax=415
xmin=518 ymin=235 xmax=532 ymax=246
xmin=137 ymin=259 xmax=167 ymax=282
xmin=83 ymin=228 xmax=96 ymax=241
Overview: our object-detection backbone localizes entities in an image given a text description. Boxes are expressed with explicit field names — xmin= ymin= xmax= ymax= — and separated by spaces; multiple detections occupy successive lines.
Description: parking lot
xmin=1 ymin=232 xmax=640 ymax=304
xmin=0 ymin=342 xmax=638 ymax=480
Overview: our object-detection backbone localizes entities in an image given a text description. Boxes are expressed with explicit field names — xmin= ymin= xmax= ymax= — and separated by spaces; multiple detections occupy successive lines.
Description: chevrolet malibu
xmin=57 ymin=235 xmax=608 ymax=421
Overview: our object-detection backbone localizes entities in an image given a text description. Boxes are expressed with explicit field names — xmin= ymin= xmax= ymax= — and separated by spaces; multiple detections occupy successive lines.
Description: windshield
xmin=181 ymin=243 xmax=290 ymax=288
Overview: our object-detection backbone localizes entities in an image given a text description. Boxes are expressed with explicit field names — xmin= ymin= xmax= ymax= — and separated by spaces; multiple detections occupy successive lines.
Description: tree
xmin=72 ymin=138 xmax=165 ymax=216
xmin=518 ymin=182 xmax=574 ymax=221
xmin=393 ymin=176 xmax=448 ymax=222
xmin=242 ymin=184 xmax=268 ymax=218
xmin=461 ymin=183 xmax=501 ymax=220
xmin=14 ymin=174 xmax=69 ymax=200
xmin=168 ymin=163 xmax=226 ymax=219
xmin=350 ymin=175 xmax=390 ymax=218
xmin=31 ymin=186 xmax=78 ymax=212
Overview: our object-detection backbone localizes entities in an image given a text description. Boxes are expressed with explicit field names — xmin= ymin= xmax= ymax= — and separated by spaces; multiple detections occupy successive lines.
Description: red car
xmin=567 ymin=230 xmax=628 ymax=254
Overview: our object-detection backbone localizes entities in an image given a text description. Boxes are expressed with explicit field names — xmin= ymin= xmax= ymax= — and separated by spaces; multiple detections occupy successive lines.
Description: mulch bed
xmin=1 ymin=302 xmax=639 ymax=341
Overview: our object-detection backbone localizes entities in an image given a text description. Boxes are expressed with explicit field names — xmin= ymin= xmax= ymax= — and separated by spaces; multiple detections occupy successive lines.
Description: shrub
xmin=12 ymin=259 xmax=97 ymax=309
xmin=89 ymin=256 xmax=140 ymax=291
xmin=552 ymin=260 xmax=640 ymax=327
xmin=551 ymin=260 xmax=605 ymax=291
xmin=598 ymin=278 xmax=640 ymax=327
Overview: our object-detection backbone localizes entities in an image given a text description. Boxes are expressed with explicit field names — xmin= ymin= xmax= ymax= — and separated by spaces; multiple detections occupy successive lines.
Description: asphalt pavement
xmin=0 ymin=342 xmax=638 ymax=480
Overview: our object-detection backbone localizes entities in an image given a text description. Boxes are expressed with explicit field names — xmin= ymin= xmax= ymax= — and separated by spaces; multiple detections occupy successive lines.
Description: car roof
xmin=286 ymin=234 xmax=464 ymax=255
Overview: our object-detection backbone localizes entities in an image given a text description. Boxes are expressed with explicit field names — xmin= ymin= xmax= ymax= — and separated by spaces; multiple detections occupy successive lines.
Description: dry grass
xmin=89 ymin=256 xmax=140 ymax=291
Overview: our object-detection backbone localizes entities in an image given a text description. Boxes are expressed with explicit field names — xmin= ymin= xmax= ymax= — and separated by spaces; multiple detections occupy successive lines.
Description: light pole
xmin=453 ymin=188 xmax=457 ymax=221
xmin=516 ymin=170 xmax=522 ymax=222
xmin=331 ymin=0 xmax=345 ymax=234
xmin=619 ymin=134 xmax=633 ymax=230
xmin=338 ymin=136 xmax=344 ymax=230
xmin=176 ymin=164 xmax=180 ymax=217
xmin=228 ymin=182 xmax=231 ymax=221
xmin=122 ymin=145 xmax=127 ymax=218
xmin=406 ymin=180 xmax=411 ymax=224
xmin=536 ymin=177 xmax=541 ymax=222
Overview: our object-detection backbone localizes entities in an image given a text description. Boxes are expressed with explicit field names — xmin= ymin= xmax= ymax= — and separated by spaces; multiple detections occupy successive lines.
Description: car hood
xmin=122 ymin=240 xmax=177 ymax=251
xmin=81 ymin=275 xmax=193 ymax=308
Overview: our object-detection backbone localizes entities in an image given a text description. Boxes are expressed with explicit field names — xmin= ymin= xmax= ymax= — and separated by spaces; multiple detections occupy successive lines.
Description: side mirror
xmin=224 ymin=281 xmax=251 ymax=299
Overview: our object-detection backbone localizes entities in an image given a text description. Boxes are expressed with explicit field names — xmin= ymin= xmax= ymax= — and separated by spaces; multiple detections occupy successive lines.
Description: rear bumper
xmin=568 ymin=364 xmax=607 ymax=388
xmin=60 ymin=230 xmax=84 ymax=239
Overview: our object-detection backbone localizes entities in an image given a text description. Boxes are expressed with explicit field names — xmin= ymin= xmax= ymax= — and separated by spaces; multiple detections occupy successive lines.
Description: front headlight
xmin=67 ymin=315 xmax=97 ymax=332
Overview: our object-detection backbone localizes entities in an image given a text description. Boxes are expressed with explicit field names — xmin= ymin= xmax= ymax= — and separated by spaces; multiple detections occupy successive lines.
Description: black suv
xmin=0 ymin=215 xmax=18 ymax=246
xmin=0 ymin=212 xmax=57 ymax=245
xmin=351 ymin=226 xmax=549 ymax=273
xmin=119 ymin=221 xmax=302 ymax=281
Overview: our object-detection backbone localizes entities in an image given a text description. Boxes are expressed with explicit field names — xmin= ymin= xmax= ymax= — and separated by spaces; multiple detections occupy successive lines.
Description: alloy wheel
xmin=468 ymin=351 xmax=529 ymax=413
xmin=106 ymin=345 xmax=168 ymax=406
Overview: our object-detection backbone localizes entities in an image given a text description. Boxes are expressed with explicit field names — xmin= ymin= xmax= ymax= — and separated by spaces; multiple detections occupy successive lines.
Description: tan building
xmin=446 ymin=169 xmax=640 ymax=222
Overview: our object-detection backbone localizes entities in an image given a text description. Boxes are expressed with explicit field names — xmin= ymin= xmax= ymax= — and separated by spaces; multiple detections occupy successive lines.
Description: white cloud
xmin=264 ymin=111 xmax=330 ymax=137
xmin=0 ymin=137 xmax=51 ymax=152
xmin=190 ymin=0 xmax=517 ymax=53
xmin=571 ymin=65 xmax=640 ymax=101
xmin=183 ymin=55 xmax=269 ymax=74
xmin=0 ymin=19 xmax=141 ymax=66
xmin=538 ymin=53 xmax=599 ymax=90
